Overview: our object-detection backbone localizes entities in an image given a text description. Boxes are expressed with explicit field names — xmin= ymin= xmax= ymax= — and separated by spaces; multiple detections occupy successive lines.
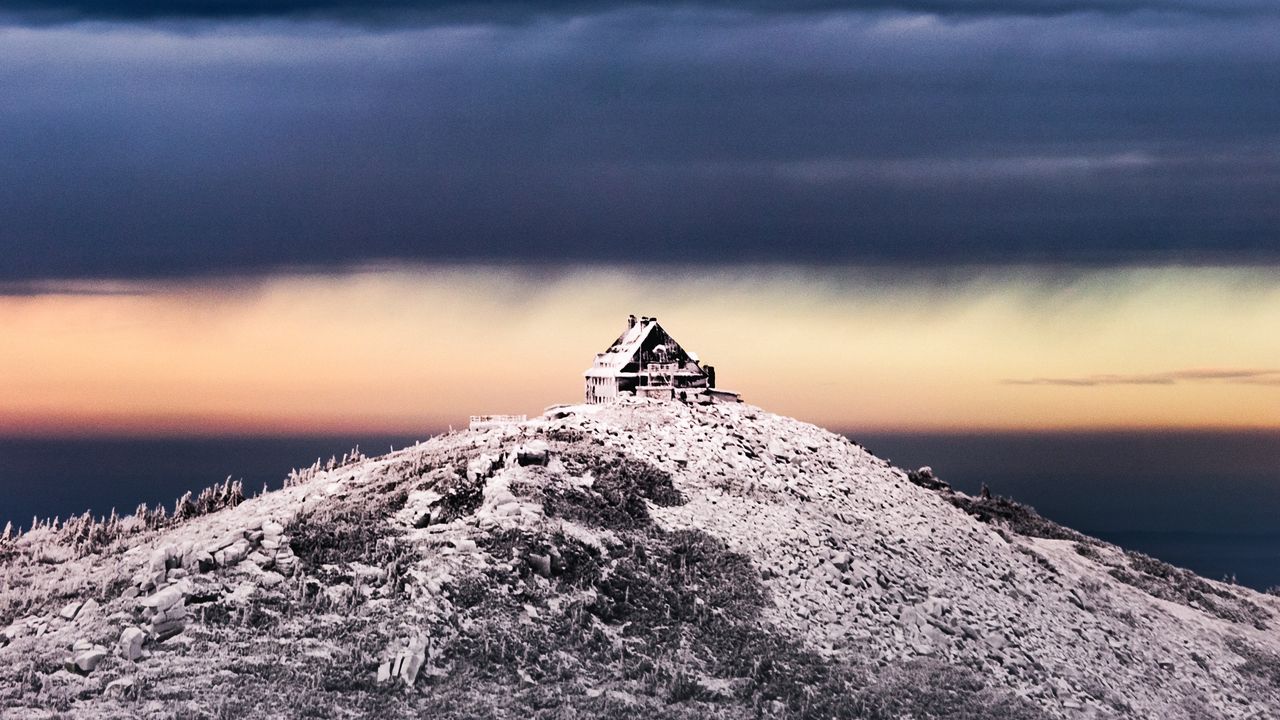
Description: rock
xmin=217 ymin=538 xmax=252 ymax=567
xmin=140 ymin=585 xmax=185 ymax=613
xmin=152 ymin=603 xmax=187 ymax=625
xmin=142 ymin=566 xmax=167 ymax=592
xmin=67 ymin=646 xmax=108 ymax=674
xmin=830 ymin=551 xmax=852 ymax=572
xmin=194 ymin=551 xmax=218 ymax=573
xmin=466 ymin=454 xmax=500 ymax=482
xmin=59 ymin=600 xmax=84 ymax=620
xmin=526 ymin=553 xmax=552 ymax=577
xmin=2 ymin=619 xmax=33 ymax=642
xmin=275 ymin=552 xmax=299 ymax=576
xmin=105 ymin=676 xmax=136 ymax=697
xmin=119 ymin=627 xmax=146 ymax=661
xmin=148 ymin=548 xmax=169 ymax=573
xmin=140 ymin=584 xmax=188 ymax=640
xmin=150 ymin=618 xmax=185 ymax=641
xmin=401 ymin=642 xmax=426 ymax=685
xmin=260 ymin=571 xmax=286 ymax=588
xmin=262 ymin=520 xmax=285 ymax=538
xmin=208 ymin=531 xmax=245 ymax=553
xmin=516 ymin=440 xmax=550 ymax=466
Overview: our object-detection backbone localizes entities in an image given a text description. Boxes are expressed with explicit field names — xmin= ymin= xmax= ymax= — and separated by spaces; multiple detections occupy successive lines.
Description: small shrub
xmin=1074 ymin=543 xmax=1103 ymax=561
xmin=946 ymin=492 xmax=1092 ymax=544
xmin=1109 ymin=551 xmax=1270 ymax=629
xmin=906 ymin=466 xmax=950 ymax=492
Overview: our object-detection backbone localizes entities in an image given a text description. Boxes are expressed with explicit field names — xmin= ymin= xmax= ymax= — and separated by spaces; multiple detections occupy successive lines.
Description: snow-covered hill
xmin=2 ymin=398 xmax=1279 ymax=718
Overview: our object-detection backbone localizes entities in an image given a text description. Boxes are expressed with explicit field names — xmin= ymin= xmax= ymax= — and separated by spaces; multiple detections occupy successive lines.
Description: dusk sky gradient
xmin=1 ymin=0 xmax=1277 ymax=434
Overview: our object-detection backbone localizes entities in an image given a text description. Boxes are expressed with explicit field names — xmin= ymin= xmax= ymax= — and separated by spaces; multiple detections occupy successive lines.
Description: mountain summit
xmin=2 ymin=399 xmax=1278 ymax=718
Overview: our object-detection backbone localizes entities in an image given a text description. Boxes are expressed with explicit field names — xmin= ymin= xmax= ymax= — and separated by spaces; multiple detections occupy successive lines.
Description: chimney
xmin=627 ymin=314 xmax=637 ymax=328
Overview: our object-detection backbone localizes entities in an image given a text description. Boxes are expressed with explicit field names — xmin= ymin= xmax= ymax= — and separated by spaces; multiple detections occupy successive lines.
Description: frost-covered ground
xmin=2 ymin=398 xmax=1279 ymax=719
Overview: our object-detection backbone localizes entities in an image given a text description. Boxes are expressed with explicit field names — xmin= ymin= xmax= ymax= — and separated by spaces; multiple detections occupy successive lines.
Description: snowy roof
xmin=584 ymin=320 xmax=658 ymax=376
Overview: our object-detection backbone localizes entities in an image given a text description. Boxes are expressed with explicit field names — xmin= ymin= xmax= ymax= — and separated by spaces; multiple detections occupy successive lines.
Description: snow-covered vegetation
xmin=1 ymin=398 xmax=1278 ymax=718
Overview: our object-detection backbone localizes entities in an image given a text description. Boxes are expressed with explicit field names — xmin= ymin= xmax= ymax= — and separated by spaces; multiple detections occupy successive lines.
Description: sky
xmin=1 ymin=0 xmax=1277 ymax=435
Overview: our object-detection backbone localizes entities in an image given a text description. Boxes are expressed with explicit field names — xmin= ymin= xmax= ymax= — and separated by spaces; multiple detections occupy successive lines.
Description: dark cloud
xmin=2 ymin=0 xmax=1280 ymax=23
xmin=1004 ymin=369 xmax=1280 ymax=387
xmin=0 ymin=7 xmax=1278 ymax=280
xmin=0 ymin=281 xmax=153 ymax=297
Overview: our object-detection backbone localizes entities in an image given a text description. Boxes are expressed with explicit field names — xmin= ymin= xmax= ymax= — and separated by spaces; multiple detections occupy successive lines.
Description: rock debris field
xmin=2 ymin=398 xmax=1279 ymax=718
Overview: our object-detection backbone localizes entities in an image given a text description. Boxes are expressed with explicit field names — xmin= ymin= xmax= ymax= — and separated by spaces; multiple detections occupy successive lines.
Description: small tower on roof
xmin=583 ymin=315 xmax=740 ymax=405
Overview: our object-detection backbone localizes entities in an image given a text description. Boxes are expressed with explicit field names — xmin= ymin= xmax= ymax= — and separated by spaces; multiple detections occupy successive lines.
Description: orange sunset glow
xmin=3 ymin=265 xmax=1277 ymax=436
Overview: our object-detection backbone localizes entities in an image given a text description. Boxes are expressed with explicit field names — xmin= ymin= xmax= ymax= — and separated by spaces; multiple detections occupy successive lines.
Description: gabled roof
xmin=585 ymin=320 xmax=658 ymax=376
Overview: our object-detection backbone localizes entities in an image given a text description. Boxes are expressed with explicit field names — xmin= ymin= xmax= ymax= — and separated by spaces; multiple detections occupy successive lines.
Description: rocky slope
xmin=2 ymin=398 xmax=1279 ymax=719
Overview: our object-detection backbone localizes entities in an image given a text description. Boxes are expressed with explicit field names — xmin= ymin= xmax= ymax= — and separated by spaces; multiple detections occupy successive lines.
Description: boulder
xmin=830 ymin=551 xmax=852 ymax=572
xmin=140 ymin=583 xmax=189 ymax=640
xmin=147 ymin=548 xmax=169 ymax=573
xmin=466 ymin=453 xmax=500 ymax=482
xmin=193 ymin=550 xmax=217 ymax=573
xmin=516 ymin=440 xmax=550 ymax=467
xmin=119 ymin=627 xmax=146 ymax=661
xmin=274 ymin=546 xmax=299 ymax=576
xmin=58 ymin=600 xmax=84 ymax=621
xmin=401 ymin=644 xmax=426 ymax=685
xmin=150 ymin=618 xmax=185 ymax=641
xmin=217 ymin=538 xmax=253 ymax=567
xmin=66 ymin=646 xmax=109 ymax=674
xmin=397 ymin=638 xmax=429 ymax=686
xmin=139 ymin=585 xmax=185 ymax=613
xmin=2 ymin=619 xmax=32 ymax=642
xmin=151 ymin=604 xmax=187 ymax=625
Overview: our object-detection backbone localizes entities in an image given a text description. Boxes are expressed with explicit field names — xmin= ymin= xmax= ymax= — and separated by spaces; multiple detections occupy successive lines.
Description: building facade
xmin=584 ymin=315 xmax=739 ymax=404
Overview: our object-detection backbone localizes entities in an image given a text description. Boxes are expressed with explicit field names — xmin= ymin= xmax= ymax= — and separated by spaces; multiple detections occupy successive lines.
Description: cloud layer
xmin=1005 ymin=369 xmax=1280 ymax=387
xmin=4 ymin=0 xmax=1280 ymax=22
xmin=1 ymin=4 xmax=1278 ymax=279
